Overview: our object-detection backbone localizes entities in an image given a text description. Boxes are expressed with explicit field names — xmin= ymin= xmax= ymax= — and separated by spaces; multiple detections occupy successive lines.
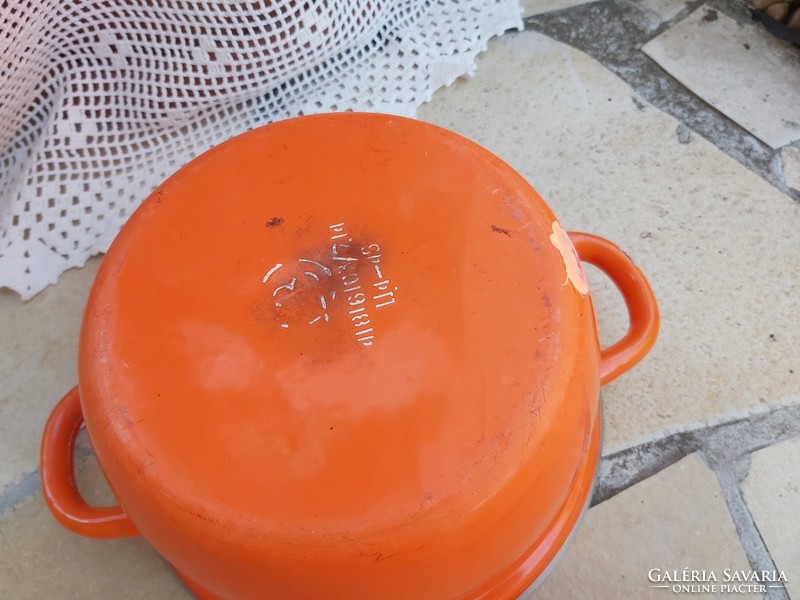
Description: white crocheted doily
xmin=0 ymin=1 xmax=522 ymax=299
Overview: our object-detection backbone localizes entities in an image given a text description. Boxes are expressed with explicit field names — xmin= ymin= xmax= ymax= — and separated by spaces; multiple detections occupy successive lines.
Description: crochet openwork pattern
xmin=0 ymin=0 xmax=521 ymax=298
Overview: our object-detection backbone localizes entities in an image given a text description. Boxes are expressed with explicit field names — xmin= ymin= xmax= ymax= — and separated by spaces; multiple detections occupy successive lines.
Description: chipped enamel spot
xmin=549 ymin=221 xmax=589 ymax=296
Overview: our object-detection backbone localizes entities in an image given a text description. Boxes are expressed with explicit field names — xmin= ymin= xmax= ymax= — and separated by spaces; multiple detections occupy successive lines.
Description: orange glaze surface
xmin=41 ymin=114 xmax=658 ymax=599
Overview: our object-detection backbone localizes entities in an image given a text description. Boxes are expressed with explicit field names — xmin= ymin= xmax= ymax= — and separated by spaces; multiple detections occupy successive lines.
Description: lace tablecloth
xmin=0 ymin=0 xmax=521 ymax=298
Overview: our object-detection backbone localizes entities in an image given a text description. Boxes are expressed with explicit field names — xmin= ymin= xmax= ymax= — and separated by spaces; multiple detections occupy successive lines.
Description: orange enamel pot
xmin=40 ymin=113 xmax=658 ymax=599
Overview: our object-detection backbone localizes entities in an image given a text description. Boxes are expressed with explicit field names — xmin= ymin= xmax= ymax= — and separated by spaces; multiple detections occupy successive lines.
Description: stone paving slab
xmin=523 ymin=0 xmax=797 ymax=203
xmin=643 ymin=5 xmax=800 ymax=149
xmin=522 ymin=0 xmax=598 ymax=17
xmin=524 ymin=454 xmax=756 ymax=599
xmin=781 ymin=145 xmax=800 ymax=192
xmin=418 ymin=30 xmax=800 ymax=454
xmin=0 ymin=454 xmax=190 ymax=599
xmin=636 ymin=0 xmax=692 ymax=22
xmin=740 ymin=437 xmax=800 ymax=599
xmin=0 ymin=258 xmax=100 ymax=496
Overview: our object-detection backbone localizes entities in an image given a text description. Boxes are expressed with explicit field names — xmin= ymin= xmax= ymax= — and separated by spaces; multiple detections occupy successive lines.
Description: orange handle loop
xmin=40 ymin=386 xmax=138 ymax=538
xmin=569 ymin=232 xmax=659 ymax=386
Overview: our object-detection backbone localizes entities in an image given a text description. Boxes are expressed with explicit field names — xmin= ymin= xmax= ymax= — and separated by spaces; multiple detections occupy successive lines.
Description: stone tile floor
xmin=1 ymin=0 xmax=798 ymax=598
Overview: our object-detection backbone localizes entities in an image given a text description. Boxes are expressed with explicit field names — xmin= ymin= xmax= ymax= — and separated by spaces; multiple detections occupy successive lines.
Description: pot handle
xmin=40 ymin=386 xmax=138 ymax=538
xmin=569 ymin=232 xmax=659 ymax=386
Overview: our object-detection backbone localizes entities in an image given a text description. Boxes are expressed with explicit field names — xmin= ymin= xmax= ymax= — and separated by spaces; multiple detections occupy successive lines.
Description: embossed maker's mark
xmin=262 ymin=263 xmax=284 ymax=284
xmin=258 ymin=222 xmax=400 ymax=346
xmin=262 ymin=259 xmax=335 ymax=328
xmin=328 ymin=222 xmax=400 ymax=347
xmin=329 ymin=222 xmax=375 ymax=347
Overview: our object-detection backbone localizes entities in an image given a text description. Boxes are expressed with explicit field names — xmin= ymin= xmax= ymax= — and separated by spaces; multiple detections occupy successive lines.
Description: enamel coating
xmin=40 ymin=113 xmax=658 ymax=599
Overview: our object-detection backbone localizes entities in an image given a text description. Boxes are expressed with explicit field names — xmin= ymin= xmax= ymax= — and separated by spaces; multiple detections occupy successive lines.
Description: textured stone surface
xmin=643 ymin=6 xmax=800 ymax=149
xmin=0 ymin=257 xmax=101 ymax=497
xmin=419 ymin=31 xmax=800 ymax=453
xmin=780 ymin=145 xmax=800 ymax=192
xmin=741 ymin=437 xmax=800 ymax=599
xmin=523 ymin=454 xmax=756 ymax=599
xmin=522 ymin=0 xmax=598 ymax=17
xmin=636 ymin=0 xmax=691 ymax=22
xmin=0 ymin=454 xmax=190 ymax=599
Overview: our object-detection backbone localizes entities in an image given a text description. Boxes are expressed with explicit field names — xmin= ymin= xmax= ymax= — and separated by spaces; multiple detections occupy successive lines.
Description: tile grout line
xmin=710 ymin=456 xmax=790 ymax=600
xmin=0 ymin=436 xmax=94 ymax=516
xmin=592 ymin=403 xmax=800 ymax=598
xmin=593 ymin=402 xmax=800 ymax=505
xmin=518 ymin=2 xmax=800 ymax=584
xmin=522 ymin=0 xmax=800 ymax=203
xmin=0 ymin=469 xmax=41 ymax=515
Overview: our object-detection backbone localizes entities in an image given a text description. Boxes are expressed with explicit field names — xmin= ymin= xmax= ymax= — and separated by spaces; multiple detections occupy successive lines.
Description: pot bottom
xmin=465 ymin=413 xmax=600 ymax=599
xmin=171 ymin=419 xmax=600 ymax=600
